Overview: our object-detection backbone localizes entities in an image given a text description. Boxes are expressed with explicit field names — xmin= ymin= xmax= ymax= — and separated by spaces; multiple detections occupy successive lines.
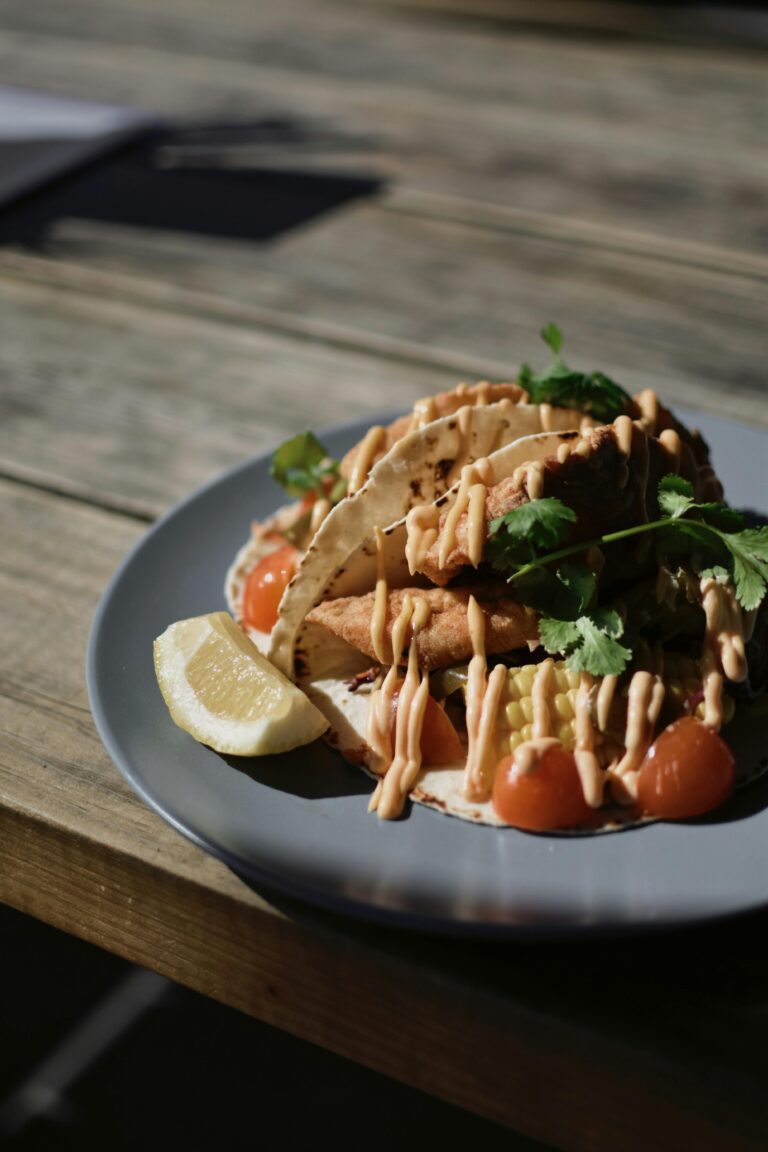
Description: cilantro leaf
xmin=556 ymin=561 xmax=597 ymax=617
xmin=486 ymin=498 xmax=576 ymax=571
xmin=568 ymin=617 xmax=632 ymax=677
xmin=540 ymin=322 xmax=563 ymax=356
xmin=656 ymin=518 xmax=721 ymax=559
xmin=723 ymin=532 xmax=768 ymax=612
xmin=735 ymin=526 xmax=768 ymax=562
xmin=696 ymin=504 xmax=745 ymax=532
xmin=698 ymin=564 xmax=730 ymax=588
xmin=657 ymin=475 xmax=695 ymax=519
xmin=658 ymin=474 xmax=694 ymax=499
xmin=654 ymin=484 xmax=768 ymax=610
xmin=506 ymin=561 xmax=596 ymax=621
xmin=538 ymin=616 xmax=580 ymax=654
xmin=508 ymin=569 xmax=570 ymax=613
xmin=539 ymin=608 xmax=632 ymax=676
xmin=270 ymin=431 xmax=341 ymax=500
xmin=590 ymin=606 xmax=625 ymax=638
xmin=519 ymin=326 xmax=632 ymax=422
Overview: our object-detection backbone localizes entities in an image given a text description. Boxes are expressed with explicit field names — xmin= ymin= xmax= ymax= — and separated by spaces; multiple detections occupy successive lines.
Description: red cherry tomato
xmin=636 ymin=716 xmax=735 ymax=820
xmin=492 ymin=745 xmax=592 ymax=831
xmin=390 ymin=686 xmax=464 ymax=765
xmin=299 ymin=474 xmax=339 ymax=512
xmin=242 ymin=543 xmax=300 ymax=633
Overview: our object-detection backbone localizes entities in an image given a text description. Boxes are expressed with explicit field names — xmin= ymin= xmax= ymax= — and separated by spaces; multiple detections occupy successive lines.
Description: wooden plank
xmin=365 ymin=0 xmax=768 ymax=47
xmin=0 ymin=205 xmax=765 ymax=486
xmin=0 ymin=3 xmax=764 ymax=252
xmin=387 ymin=189 xmax=768 ymax=282
xmin=0 ymin=273 xmax=454 ymax=518
xmin=1 ymin=475 xmax=767 ymax=1150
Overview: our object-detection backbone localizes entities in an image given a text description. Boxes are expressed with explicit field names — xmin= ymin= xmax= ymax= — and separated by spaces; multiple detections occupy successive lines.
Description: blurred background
xmin=0 ymin=1 xmax=765 ymax=1148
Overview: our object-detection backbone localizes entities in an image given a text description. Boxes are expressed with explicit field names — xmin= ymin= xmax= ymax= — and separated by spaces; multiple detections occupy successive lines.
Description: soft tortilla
xmin=231 ymin=398 xmax=575 ymax=656
xmin=270 ymin=423 xmax=581 ymax=676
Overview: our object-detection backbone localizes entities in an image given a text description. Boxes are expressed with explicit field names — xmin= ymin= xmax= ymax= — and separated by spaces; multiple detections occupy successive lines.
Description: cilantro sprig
xmin=539 ymin=609 xmax=632 ymax=677
xmin=519 ymin=324 xmax=633 ymax=422
xmin=486 ymin=475 xmax=768 ymax=676
xmin=270 ymin=431 xmax=346 ymax=503
xmin=486 ymin=498 xmax=576 ymax=571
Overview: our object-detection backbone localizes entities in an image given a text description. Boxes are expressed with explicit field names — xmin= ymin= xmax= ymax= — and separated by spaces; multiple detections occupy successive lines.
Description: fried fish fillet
xmin=306 ymin=584 xmax=538 ymax=670
xmin=420 ymin=421 xmax=721 ymax=586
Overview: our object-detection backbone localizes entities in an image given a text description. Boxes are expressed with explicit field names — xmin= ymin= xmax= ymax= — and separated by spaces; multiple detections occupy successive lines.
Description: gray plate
xmin=87 ymin=409 xmax=768 ymax=935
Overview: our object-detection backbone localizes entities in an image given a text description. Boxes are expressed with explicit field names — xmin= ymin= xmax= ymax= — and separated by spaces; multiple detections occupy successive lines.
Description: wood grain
xmin=1 ymin=476 xmax=767 ymax=1150
xmin=2 ymin=199 xmax=764 ymax=427
xmin=1 ymin=254 xmax=764 ymax=532
xmin=0 ymin=273 xmax=453 ymax=518
xmin=365 ymin=0 xmax=768 ymax=46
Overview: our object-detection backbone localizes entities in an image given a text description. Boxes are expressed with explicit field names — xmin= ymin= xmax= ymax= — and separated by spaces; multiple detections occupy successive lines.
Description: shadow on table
xmin=0 ymin=120 xmax=385 ymax=248
xmin=220 ymin=740 xmax=371 ymax=801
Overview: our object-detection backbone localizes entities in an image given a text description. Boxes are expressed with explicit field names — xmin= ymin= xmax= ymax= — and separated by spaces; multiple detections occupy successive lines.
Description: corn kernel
xmin=505 ymin=701 xmax=525 ymax=731
xmin=507 ymin=731 xmax=523 ymax=754
xmin=567 ymin=688 xmax=578 ymax=709
xmin=520 ymin=696 xmax=535 ymax=724
xmin=505 ymin=674 xmax=520 ymax=702
xmin=555 ymin=669 xmax=570 ymax=692
xmin=553 ymin=692 xmax=572 ymax=721
xmin=557 ymin=722 xmax=574 ymax=747
xmin=521 ymin=723 xmax=533 ymax=742
xmin=567 ymin=670 xmax=580 ymax=690
xmin=516 ymin=669 xmax=534 ymax=698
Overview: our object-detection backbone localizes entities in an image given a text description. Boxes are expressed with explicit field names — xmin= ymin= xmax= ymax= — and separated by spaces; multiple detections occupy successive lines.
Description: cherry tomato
xmin=492 ymin=745 xmax=592 ymax=831
xmin=242 ymin=543 xmax=300 ymax=633
xmin=636 ymin=716 xmax=735 ymax=820
xmin=390 ymin=686 xmax=464 ymax=765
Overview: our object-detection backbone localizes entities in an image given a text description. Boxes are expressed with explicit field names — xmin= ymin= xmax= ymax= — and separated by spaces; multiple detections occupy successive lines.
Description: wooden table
xmin=1 ymin=3 xmax=767 ymax=1149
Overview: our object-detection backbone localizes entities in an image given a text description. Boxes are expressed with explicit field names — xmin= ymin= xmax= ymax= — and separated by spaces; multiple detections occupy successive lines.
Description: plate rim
xmin=86 ymin=411 xmax=768 ymax=938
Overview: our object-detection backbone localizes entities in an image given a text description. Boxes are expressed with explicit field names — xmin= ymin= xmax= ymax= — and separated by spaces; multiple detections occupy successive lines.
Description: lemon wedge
xmin=153 ymin=612 xmax=328 ymax=755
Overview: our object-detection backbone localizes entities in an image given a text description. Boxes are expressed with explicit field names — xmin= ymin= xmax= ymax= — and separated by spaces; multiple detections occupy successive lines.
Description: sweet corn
xmin=557 ymin=721 xmax=573 ymax=746
xmin=495 ymin=655 xmax=734 ymax=762
xmin=498 ymin=660 xmax=577 ymax=758
xmin=553 ymin=693 xmax=571 ymax=721
xmin=505 ymin=701 xmax=525 ymax=730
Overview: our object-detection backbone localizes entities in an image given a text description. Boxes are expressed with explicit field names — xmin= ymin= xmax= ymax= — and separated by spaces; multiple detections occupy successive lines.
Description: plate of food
xmin=87 ymin=326 xmax=768 ymax=934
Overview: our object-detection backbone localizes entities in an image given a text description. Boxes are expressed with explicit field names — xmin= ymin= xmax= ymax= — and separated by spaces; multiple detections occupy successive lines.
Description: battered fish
xmin=306 ymin=584 xmax=538 ymax=670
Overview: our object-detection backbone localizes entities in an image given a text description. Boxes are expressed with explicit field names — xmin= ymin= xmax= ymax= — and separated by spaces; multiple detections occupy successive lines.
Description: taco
xmin=283 ymin=410 xmax=768 ymax=832
xmin=230 ymin=328 xmax=716 ymax=654
xmin=227 ymin=380 xmax=590 ymax=650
